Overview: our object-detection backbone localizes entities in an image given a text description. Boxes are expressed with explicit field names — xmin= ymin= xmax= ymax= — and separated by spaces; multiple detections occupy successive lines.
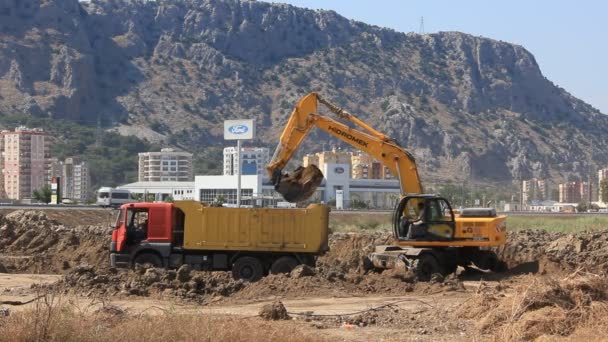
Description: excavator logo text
xmin=328 ymin=126 xmax=368 ymax=147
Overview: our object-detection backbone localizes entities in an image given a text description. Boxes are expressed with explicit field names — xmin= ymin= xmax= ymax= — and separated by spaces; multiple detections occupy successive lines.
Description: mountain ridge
xmin=0 ymin=0 xmax=606 ymax=186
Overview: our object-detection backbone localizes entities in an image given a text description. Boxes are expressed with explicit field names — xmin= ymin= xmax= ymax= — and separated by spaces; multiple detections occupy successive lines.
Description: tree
xmin=576 ymin=202 xmax=588 ymax=213
xmin=601 ymin=179 xmax=608 ymax=203
xmin=32 ymin=185 xmax=52 ymax=204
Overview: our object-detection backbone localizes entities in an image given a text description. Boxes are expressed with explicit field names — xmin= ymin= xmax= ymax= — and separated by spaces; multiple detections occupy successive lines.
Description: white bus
xmin=96 ymin=187 xmax=135 ymax=207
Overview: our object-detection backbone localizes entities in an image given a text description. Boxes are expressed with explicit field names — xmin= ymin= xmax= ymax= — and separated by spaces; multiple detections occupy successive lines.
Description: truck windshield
xmin=99 ymin=192 xmax=110 ymax=199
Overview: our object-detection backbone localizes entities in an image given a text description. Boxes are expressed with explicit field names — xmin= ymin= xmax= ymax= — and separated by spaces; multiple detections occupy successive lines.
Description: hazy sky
xmin=269 ymin=0 xmax=607 ymax=114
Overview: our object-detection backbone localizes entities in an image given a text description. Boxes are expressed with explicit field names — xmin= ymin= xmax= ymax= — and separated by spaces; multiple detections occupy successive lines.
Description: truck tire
xmin=270 ymin=256 xmax=299 ymax=274
xmin=232 ymin=256 xmax=264 ymax=282
xmin=414 ymin=254 xmax=441 ymax=281
xmin=133 ymin=252 xmax=163 ymax=268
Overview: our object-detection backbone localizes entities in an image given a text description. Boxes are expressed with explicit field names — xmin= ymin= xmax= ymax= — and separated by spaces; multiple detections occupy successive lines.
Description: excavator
xmin=266 ymin=93 xmax=507 ymax=279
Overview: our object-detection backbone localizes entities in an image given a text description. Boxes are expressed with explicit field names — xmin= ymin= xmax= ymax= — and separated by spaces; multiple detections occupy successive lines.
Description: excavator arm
xmin=267 ymin=92 xmax=423 ymax=202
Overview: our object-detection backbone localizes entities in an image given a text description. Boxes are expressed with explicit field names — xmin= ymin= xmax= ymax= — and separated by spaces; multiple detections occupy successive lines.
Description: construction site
xmin=1 ymin=93 xmax=608 ymax=341
xmin=0 ymin=208 xmax=608 ymax=341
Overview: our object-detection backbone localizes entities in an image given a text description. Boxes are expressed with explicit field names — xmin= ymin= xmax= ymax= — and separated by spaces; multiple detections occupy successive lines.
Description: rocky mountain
xmin=1 ymin=0 xmax=607 ymax=185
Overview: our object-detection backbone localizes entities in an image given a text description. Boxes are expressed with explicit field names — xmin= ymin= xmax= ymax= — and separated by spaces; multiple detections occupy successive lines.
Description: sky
xmin=269 ymin=0 xmax=607 ymax=114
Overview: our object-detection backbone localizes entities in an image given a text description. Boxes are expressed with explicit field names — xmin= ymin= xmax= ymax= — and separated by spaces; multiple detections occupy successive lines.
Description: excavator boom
xmin=267 ymin=93 xmax=423 ymax=202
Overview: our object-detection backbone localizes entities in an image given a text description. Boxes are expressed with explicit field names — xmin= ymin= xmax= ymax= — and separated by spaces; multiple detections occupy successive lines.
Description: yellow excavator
xmin=267 ymin=93 xmax=507 ymax=278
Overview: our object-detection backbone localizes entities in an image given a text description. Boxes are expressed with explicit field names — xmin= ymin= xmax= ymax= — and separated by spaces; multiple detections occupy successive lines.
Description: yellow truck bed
xmin=174 ymin=201 xmax=330 ymax=254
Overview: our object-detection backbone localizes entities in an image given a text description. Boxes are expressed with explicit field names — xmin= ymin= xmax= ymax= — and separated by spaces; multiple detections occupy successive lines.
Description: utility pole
xmin=419 ymin=16 xmax=425 ymax=35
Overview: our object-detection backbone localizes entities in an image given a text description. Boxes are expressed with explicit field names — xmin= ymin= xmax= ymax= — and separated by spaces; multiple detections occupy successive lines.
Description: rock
xmin=142 ymin=268 xmax=162 ymax=285
xmin=177 ymin=265 xmax=192 ymax=282
xmin=429 ymin=273 xmax=444 ymax=284
xmin=259 ymin=301 xmax=290 ymax=320
xmin=290 ymin=265 xmax=316 ymax=279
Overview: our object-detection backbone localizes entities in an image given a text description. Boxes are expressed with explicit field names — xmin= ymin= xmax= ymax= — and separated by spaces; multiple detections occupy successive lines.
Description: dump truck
xmin=110 ymin=201 xmax=329 ymax=281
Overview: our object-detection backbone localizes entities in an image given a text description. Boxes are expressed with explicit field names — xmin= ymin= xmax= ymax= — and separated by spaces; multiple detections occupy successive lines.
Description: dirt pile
xmin=0 ymin=211 xmax=110 ymax=273
xmin=495 ymin=229 xmax=608 ymax=275
xmin=53 ymin=264 xmax=245 ymax=302
xmin=318 ymin=232 xmax=392 ymax=272
xmin=459 ymin=274 xmax=608 ymax=341
xmin=259 ymin=301 xmax=290 ymax=320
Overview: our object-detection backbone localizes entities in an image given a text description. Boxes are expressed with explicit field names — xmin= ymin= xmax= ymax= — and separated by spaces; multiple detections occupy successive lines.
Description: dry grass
xmin=460 ymin=274 xmax=608 ymax=341
xmin=331 ymin=212 xmax=608 ymax=233
xmin=0 ymin=292 xmax=323 ymax=342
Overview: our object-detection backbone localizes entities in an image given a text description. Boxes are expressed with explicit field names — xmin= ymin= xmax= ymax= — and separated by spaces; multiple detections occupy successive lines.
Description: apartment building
xmin=351 ymin=152 xmax=393 ymax=180
xmin=50 ymin=157 xmax=91 ymax=203
xmin=223 ymin=147 xmax=269 ymax=176
xmin=522 ymin=178 xmax=548 ymax=204
xmin=138 ymin=148 xmax=193 ymax=182
xmin=0 ymin=127 xmax=51 ymax=200
xmin=558 ymin=181 xmax=589 ymax=203
xmin=598 ymin=168 xmax=608 ymax=204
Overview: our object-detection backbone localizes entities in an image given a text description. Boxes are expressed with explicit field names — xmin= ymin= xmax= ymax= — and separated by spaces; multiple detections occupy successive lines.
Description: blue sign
xmin=228 ymin=125 xmax=249 ymax=135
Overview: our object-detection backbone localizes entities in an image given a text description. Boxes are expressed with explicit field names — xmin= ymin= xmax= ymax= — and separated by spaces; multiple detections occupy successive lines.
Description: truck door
xmin=115 ymin=208 xmax=127 ymax=252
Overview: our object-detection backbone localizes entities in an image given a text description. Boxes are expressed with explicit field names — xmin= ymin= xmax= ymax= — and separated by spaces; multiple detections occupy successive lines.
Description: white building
xmin=138 ymin=148 xmax=193 ymax=182
xmin=118 ymin=181 xmax=195 ymax=201
xmin=223 ymin=147 xmax=269 ymax=177
xmin=195 ymin=161 xmax=401 ymax=209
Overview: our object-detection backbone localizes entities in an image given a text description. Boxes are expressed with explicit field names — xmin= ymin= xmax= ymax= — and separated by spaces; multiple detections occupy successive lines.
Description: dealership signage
xmin=224 ymin=119 xmax=255 ymax=140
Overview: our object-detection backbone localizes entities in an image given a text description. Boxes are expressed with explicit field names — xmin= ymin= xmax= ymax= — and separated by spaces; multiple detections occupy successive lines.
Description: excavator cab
xmin=394 ymin=195 xmax=455 ymax=241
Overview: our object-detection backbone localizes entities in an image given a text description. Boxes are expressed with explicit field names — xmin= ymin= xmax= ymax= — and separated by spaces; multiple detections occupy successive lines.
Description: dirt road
xmin=0 ymin=273 xmax=476 ymax=341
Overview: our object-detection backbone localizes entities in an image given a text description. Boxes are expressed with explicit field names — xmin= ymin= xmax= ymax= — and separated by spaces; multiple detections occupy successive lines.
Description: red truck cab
xmin=110 ymin=202 xmax=176 ymax=267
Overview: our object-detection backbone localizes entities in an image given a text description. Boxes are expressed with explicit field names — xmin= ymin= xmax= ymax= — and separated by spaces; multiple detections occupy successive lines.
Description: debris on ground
xmin=459 ymin=274 xmax=608 ymax=341
xmin=290 ymin=264 xmax=315 ymax=278
xmin=48 ymin=265 xmax=246 ymax=302
xmin=259 ymin=301 xmax=290 ymax=320
xmin=495 ymin=230 xmax=608 ymax=275
xmin=0 ymin=211 xmax=109 ymax=273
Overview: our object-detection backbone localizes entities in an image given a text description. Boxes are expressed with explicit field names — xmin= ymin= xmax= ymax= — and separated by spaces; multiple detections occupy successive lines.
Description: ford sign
xmin=228 ymin=125 xmax=249 ymax=135
xmin=334 ymin=167 xmax=345 ymax=174
xmin=224 ymin=119 xmax=255 ymax=140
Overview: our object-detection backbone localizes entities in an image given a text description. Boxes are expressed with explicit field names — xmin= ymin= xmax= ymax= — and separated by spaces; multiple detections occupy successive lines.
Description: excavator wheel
xmin=414 ymin=254 xmax=442 ymax=281
xmin=275 ymin=165 xmax=324 ymax=203
xmin=475 ymin=250 xmax=506 ymax=272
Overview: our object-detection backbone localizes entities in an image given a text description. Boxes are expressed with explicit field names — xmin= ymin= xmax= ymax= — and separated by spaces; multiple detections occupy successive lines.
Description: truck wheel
xmin=133 ymin=253 xmax=163 ymax=268
xmin=232 ymin=256 xmax=264 ymax=282
xmin=270 ymin=256 xmax=299 ymax=274
xmin=415 ymin=254 xmax=441 ymax=281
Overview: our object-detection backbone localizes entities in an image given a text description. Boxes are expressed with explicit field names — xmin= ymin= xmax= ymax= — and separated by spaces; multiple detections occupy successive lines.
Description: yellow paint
xmin=174 ymin=201 xmax=329 ymax=253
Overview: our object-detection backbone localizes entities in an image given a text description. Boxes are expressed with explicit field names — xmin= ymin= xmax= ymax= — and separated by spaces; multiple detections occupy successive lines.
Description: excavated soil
xmin=495 ymin=230 xmax=608 ymax=276
xmin=0 ymin=210 xmax=110 ymax=274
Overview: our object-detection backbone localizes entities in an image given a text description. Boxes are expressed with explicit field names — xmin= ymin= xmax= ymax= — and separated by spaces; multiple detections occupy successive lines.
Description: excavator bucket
xmin=274 ymin=165 xmax=324 ymax=203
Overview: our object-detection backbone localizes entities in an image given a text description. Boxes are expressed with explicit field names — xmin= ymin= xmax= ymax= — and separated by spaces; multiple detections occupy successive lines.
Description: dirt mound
xmin=0 ymin=210 xmax=110 ymax=273
xmin=319 ymin=232 xmax=393 ymax=272
xmin=495 ymin=229 xmax=608 ymax=275
xmin=459 ymin=274 xmax=608 ymax=340
xmin=52 ymin=264 xmax=246 ymax=302
xmin=259 ymin=301 xmax=290 ymax=320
